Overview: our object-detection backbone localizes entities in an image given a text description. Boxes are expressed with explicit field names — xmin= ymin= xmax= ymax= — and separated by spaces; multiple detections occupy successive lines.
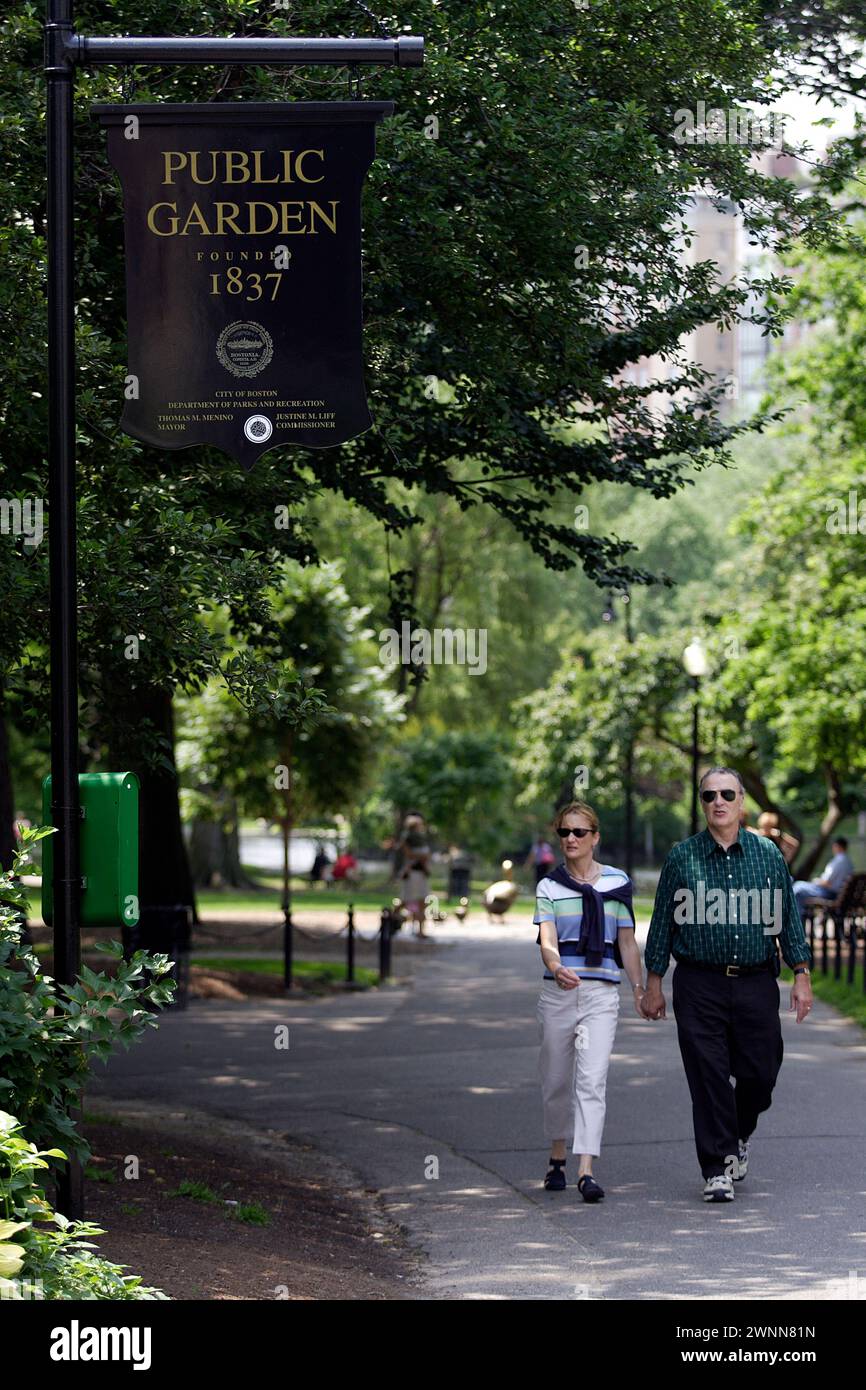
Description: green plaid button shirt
xmin=644 ymin=827 xmax=811 ymax=976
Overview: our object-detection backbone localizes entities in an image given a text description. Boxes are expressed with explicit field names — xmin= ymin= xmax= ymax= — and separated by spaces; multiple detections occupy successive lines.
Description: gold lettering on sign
xmin=159 ymin=149 xmax=326 ymax=186
xmin=147 ymin=201 xmax=178 ymax=235
xmin=188 ymin=151 xmax=218 ymax=185
xmin=246 ymin=203 xmax=280 ymax=235
xmin=145 ymin=200 xmax=341 ymax=236
xmin=149 ymin=146 xmax=337 ymax=236
xmin=308 ymin=200 xmax=338 ymax=234
xmin=251 ymin=150 xmax=281 ymax=185
xmin=161 ymin=151 xmax=188 ymax=184
xmin=180 ymin=202 xmax=213 ymax=236
xmin=279 ymin=202 xmax=306 ymax=234
xmin=294 ymin=150 xmax=325 ymax=183
xmin=223 ymin=151 xmax=251 ymax=183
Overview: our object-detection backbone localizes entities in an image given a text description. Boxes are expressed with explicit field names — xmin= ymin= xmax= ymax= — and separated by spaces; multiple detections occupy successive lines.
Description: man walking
xmin=642 ymin=766 xmax=813 ymax=1203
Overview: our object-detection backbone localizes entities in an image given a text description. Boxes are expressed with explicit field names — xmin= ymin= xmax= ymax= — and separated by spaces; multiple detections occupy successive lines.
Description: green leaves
xmin=0 ymin=1239 xmax=25 ymax=1279
xmin=0 ymin=1108 xmax=167 ymax=1299
xmin=0 ymin=830 xmax=176 ymax=1165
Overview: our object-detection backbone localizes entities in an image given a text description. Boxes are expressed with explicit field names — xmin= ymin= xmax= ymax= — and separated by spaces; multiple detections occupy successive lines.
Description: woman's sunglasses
xmin=556 ymin=826 xmax=593 ymax=838
xmin=700 ymin=788 xmax=737 ymax=803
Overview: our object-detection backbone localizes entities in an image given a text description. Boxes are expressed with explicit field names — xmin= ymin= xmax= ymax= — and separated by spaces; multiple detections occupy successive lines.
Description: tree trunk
xmin=793 ymin=764 xmax=847 ymax=879
xmin=0 ymin=705 xmax=16 ymax=871
xmin=280 ymin=729 xmax=294 ymax=915
xmin=107 ymin=686 xmax=198 ymax=923
xmin=390 ymin=805 xmax=406 ymax=879
xmin=737 ymin=766 xmax=804 ymax=844
xmin=0 ymin=703 xmax=27 ymax=946
xmin=188 ymin=804 xmax=258 ymax=890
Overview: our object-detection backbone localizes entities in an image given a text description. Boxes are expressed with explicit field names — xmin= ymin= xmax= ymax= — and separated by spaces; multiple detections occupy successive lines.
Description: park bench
xmin=801 ymin=873 xmax=866 ymax=940
xmin=800 ymin=873 xmax=866 ymax=983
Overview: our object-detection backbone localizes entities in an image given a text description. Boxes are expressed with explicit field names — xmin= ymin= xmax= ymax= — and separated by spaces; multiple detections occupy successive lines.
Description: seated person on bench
xmin=793 ymin=837 xmax=854 ymax=913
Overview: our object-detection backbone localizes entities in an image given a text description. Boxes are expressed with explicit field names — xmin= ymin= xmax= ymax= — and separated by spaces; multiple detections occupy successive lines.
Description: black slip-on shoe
xmin=577 ymin=1173 xmax=605 ymax=1203
xmin=543 ymin=1158 xmax=566 ymax=1191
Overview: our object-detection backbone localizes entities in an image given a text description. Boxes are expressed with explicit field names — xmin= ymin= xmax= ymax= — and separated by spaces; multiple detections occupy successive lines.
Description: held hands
xmin=640 ymin=986 xmax=666 ymax=1020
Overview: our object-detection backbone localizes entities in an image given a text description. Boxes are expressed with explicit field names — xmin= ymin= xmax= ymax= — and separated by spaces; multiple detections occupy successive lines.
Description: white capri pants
xmin=536 ymin=977 xmax=620 ymax=1156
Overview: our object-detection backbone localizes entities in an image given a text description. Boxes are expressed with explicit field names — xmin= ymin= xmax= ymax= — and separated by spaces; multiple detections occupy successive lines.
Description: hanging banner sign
xmin=92 ymin=101 xmax=393 ymax=468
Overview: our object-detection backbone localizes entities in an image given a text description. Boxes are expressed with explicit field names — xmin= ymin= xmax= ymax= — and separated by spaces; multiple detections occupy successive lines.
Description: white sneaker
xmin=734 ymin=1138 xmax=749 ymax=1181
xmin=703 ymin=1174 xmax=734 ymax=1202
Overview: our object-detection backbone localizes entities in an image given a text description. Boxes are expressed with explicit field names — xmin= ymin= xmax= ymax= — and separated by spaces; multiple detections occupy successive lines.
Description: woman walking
xmin=396 ymin=812 xmax=432 ymax=938
xmin=535 ymin=800 xmax=645 ymax=1202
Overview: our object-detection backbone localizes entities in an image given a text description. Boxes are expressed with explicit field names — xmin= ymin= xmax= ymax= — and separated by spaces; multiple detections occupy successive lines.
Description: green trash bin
xmin=41 ymin=772 xmax=140 ymax=928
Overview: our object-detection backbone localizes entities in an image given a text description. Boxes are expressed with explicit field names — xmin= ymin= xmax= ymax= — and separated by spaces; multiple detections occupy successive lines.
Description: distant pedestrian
xmin=525 ymin=834 xmax=556 ymax=886
xmin=310 ymin=843 xmax=329 ymax=887
xmin=331 ymin=849 xmax=360 ymax=887
xmin=753 ymin=810 xmax=799 ymax=865
xmin=396 ymin=813 xmax=432 ymax=938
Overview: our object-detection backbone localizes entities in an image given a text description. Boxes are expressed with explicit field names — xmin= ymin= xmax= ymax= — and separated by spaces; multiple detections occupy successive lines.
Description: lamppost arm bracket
xmin=49 ymin=33 xmax=423 ymax=70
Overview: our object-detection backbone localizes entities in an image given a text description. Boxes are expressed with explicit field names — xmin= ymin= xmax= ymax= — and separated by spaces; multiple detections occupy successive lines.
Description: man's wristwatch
xmin=793 ymin=967 xmax=811 ymax=977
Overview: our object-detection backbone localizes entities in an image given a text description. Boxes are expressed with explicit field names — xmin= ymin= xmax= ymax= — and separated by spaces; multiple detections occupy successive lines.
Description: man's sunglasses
xmin=701 ymin=788 xmax=738 ymax=803
xmin=556 ymin=826 xmax=593 ymax=838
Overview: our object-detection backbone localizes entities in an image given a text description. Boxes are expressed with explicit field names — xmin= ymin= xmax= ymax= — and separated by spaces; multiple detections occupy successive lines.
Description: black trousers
xmin=672 ymin=962 xmax=784 ymax=1179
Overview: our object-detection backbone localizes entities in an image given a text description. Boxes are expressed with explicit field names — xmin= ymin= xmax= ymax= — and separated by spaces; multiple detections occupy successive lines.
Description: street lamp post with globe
xmin=682 ymin=638 xmax=710 ymax=835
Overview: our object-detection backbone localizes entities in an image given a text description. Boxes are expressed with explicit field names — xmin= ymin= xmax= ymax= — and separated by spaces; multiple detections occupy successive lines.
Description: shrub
xmin=0 ymin=1109 xmax=167 ymax=1300
xmin=0 ymin=825 xmax=176 ymax=1167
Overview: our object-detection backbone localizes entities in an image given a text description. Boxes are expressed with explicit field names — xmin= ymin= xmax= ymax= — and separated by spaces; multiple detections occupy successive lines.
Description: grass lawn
xmin=23 ymin=883 xmax=394 ymax=917
xmin=26 ymin=881 xmax=658 ymax=924
xmin=25 ymin=872 xmax=540 ymax=920
xmin=191 ymin=956 xmax=379 ymax=987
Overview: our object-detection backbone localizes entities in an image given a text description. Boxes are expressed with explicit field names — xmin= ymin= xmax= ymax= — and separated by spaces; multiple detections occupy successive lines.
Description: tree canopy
xmin=3 ymin=1 xmax=866 ymax=878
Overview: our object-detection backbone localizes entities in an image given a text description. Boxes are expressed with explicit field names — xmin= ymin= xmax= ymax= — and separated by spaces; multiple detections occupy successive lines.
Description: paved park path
xmin=90 ymin=918 xmax=866 ymax=1300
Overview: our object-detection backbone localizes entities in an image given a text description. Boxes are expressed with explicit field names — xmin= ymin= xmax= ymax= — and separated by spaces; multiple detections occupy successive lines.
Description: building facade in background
xmin=622 ymin=152 xmax=808 ymax=418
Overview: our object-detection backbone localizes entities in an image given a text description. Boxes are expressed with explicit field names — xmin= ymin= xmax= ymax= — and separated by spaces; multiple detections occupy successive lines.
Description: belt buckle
xmin=725 ymin=964 xmax=740 ymax=977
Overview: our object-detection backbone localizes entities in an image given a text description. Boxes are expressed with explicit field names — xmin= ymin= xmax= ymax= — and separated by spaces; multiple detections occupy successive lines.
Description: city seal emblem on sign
xmin=215 ymin=321 xmax=274 ymax=378
xmin=243 ymin=414 xmax=273 ymax=443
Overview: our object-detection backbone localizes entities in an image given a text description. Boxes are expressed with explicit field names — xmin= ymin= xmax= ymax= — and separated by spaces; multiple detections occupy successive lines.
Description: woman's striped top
xmin=534 ymin=864 xmax=634 ymax=983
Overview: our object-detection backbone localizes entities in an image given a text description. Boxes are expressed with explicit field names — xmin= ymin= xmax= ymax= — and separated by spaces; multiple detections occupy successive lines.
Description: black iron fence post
xmin=379 ymin=906 xmax=392 ymax=983
xmin=283 ymin=901 xmax=293 ymax=990
xmin=346 ymin=903 xmax=355 ymax=983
